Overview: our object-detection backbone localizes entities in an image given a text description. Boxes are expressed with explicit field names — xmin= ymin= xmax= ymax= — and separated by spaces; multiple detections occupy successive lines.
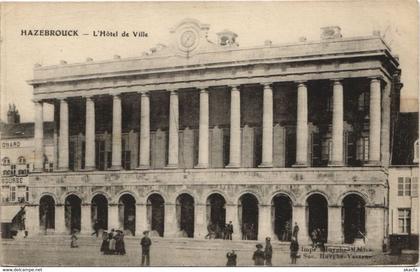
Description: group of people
xmin=310 ymin=227 xmax=327 ymax=251
xmin=226 ymin=222 xmax=301 ymax=266
xmin=205 ymin=221 xmax=234 ymax=240
xmin=100 ymin=229 xmax=126 ymax=255
xmin=242 ymin=223 xmax=257 ymax=240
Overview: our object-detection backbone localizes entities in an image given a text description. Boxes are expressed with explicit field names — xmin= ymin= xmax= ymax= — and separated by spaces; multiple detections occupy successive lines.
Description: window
xmin=414 ymin=139 xmax=419 ymax=163
xmin=358 ymin=92 xmax=369 ymax=112
xmin=10 ymin=165 xmax=16 ymax=176
xmin=17 ymin=156 xmax=26 ymax=165
xmin=10 ymin=186 xmax=16 ymax=202
xmin=356 ymin=137 xmax=369 ymax=162
xmin=321 ymin=138 xmax=332 ymax=162
xmin=412 ymin=177 xmax=418 ymax=197
xmin=2 ymin=157 xmax=10 ymax=166
xmin=398 ymin=177 xmax=412 ymax=196
xmin=398 ymin=208 xmax=411 ymax=234
xmin=25 ymin=187 xmax=29 ymax=202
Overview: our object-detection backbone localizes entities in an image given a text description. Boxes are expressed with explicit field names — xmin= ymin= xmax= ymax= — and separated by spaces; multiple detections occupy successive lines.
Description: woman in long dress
xmin=108 ymin=229 xmax=116 ymax=254
xmin=100 ymin=231 xmax=109 ymax=254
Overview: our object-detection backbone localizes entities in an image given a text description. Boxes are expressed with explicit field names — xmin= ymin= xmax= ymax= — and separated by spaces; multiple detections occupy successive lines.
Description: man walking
xmin=264 ymin=237 xmax=273 ymax=266
xmin=226 ymin=221 xmax=233 ymax=240
xmin=140 ymin=230 xmax=152 ymax=266
xmin=292 ymin=222 xmax=299 ymax=241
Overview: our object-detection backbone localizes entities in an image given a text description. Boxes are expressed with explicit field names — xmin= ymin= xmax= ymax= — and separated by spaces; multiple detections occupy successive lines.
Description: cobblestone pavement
xmin=1 ymin=237 xmax=418 ymax=267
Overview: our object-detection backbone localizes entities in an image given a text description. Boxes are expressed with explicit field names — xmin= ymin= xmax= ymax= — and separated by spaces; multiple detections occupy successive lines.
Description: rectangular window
xmin=405 ymin=177 xmax=411 ymax=196
xmin=11 ymin=165 xmax=16 ymax=176
xmin=122 ymin=151 xmax=131 ymax=170
xmin=25 ymin=187 xmax=29 ymax=202
xmin=398 ymin=208 xmax=411 ymax=234
xmin=398 ymin=177 xmax=404 ymax=196
xmin=10 ymin=186 xmax=16 ymax=202
xmin=412 ymin=177 xmax=418 ymax=197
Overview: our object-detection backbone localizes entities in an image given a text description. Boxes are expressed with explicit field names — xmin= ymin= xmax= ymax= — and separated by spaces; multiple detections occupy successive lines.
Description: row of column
xmin=25 ymin=202 xmax=383 ymax=248
xmin=33 ymin=78 xmax=383 ymax=172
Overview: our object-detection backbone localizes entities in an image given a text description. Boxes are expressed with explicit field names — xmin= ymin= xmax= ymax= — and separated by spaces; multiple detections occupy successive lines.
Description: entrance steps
xmin=3 ymin=234 xmax=293 ymax=252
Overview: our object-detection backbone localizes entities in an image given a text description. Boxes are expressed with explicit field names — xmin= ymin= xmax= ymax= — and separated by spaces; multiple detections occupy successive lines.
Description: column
xmin=294 ymin=82 xmax=309 ymax=167
xmin=84 ymin=96 xmax=96 ymax=170
xmin=368 ymin=77 xmax=381 ymax=165
xmin=293 ymin=205 xmax=310 ymax=244
xmin=328 ymin=205 xmax=342 ymax=244
xmin=110 ymin=94 xmax=122 ymax=170
xmin=194 ymin=203 xmax=207 ymax=238
xmin=225 ymin=203 xmax=240 ymax=240
xmin=108 ymin=204 xmax=119 ymax=230
xmin=136 ymin=203 xmax=147 ymax=236
xmin=227 ymin=86 xmax=241 ymax=168
xmin=55 ymin=204 xmax=66 ymax=234
xmin=196 ymin=89 xmax=209 ymax=168
xmin=167 ymin=90 xmax=179 ymax=168
xmin=164 ymin=202 xmax=177 ymax=237
xmin=34 ymin=100 xmax=44 ymax=172
xmin=329 ymin=80 xmax=344 ymax=166
xmin=25 ymin=205 xmax=39 ymax=236
xmin=58 ymin=99 xmax=69 ymax=171
xmin=259 ymin=84 xmax=273 ymax=167
xmin=138 ymin=92 xmax=150 ymax=169
xmin=81 ymin=204 xmax=91 ymax=234
xmin=258 ymin=204 xmax=272 ymax=240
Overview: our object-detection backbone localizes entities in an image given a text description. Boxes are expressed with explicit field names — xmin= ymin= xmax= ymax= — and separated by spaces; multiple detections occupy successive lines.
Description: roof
xmin=392 ymin=112 xmax=419 ymax=166
xmin=0 ymin=122 xmax=55 ymax=140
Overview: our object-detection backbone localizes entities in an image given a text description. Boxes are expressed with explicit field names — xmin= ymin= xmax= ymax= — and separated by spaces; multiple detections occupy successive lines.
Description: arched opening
xmin=238 ymin=193 xmax=259 ymax=240
xmin=272 ymin=194 xmax=293 ymax=241
xmin=91 ymin=194 xmax=108 ymax=231
xmin=147 ymin=194 xmax=165 ymax=237
xmin=39 ymin=195 xmax=55 ymax=232
xmin=176 ymin=193 xmax=194 ymax=238
xmin=306 ymin=194 xmax=328 ymax=243
xmin=118 ymin=194 xmax=136 ymax=236
xmin=206 ymin=193 xmax=226 ymax=239
xmin=342 ymin=194 xmax=366 ymax=244
xmin=65 ymin=194 xmax=81 ymax=234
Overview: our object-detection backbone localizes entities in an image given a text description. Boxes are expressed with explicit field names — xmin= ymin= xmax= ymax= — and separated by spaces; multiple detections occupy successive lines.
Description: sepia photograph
xmin=0 ymin=0 xmax=418 ymax=268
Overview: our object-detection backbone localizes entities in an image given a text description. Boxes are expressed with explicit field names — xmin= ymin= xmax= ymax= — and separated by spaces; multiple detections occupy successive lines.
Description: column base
xmin=364 ymin=160 xmax=381 ymax=167
xmin=225 ymin=163 xmax=240 ymax=168
xmin=328 ymin=161 xmax=344 ymax=167
xmin=108 ymin=166 xmax=122 ymax=171
xmin=258 ymin=162 xmax=273 ymax=168
xmin=165 ymin=164 xmax=178 ymax=169
xmin=81 ymin=166 xmax=96 ymax=172
xmin=292 ymin=162 xmax=309 ymax=168
xmin=194 ymin=163 xmax=209 ymax=169
xmin=136 ymin=165 xmax=150 ymax=170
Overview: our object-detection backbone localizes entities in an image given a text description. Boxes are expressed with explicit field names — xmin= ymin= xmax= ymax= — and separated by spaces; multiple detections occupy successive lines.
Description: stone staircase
xmin=3 ymin=234 xmax=293 ymax=252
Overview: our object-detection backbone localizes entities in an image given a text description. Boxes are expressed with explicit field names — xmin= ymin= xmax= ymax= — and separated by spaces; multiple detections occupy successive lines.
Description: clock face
xmin=180 ymin=30 xmax=197 ymax=49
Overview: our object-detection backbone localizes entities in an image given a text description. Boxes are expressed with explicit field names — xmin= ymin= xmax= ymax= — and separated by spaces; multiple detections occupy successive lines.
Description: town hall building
xmin=21 ymin=19 xmax=403 ymax=250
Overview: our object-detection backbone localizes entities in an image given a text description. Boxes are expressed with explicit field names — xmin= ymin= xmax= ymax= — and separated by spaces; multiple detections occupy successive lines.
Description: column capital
xmin=32 ymin=99 xmax=43 ymax=104
xmin=296 ymin=81 xmax=307 ymax=87
xmin=59 ymin=98 xmax=69 ymax=103
xmin=109 ymin=91 xmax=122 ymax=97
xmin=83 ymin=94 xmax=96 ymax=100
xmin=262 ymin=82 xmax=273 ymax=89
xmin=139 ymin=91 xmax=150 ymax=97
xmin=199 ymin=88 xmax=209 ymax=94
xmin=230 ymin=85 xmax=240 ymax=91
xmin=331 ymin=78 xmax=343 ymax=85
xmin=168 ymin=89 xmax=178 ymax=95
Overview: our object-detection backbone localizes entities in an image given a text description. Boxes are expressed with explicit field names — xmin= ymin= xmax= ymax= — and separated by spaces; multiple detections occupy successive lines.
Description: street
xmin=1 ymin=236 xmax=418 ymax=266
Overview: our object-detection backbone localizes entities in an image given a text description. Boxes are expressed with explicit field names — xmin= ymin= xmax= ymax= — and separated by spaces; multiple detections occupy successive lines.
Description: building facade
xmin=22 ymin=19 xmax=403 ymax=249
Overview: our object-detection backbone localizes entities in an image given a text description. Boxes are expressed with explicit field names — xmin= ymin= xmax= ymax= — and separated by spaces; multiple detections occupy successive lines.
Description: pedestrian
xmin=70 ymin=230 xmax=78 ymax=248
xmin=120 ymin=231 xmax=126 ymax=255
xmin=140 ymin=230 xmax=152 ymax=266
xmin=108 ymin=229 xmax=116 ymax=254
xmin=283 ymin=221 xmax=291 ymax=241
xmin=91 ymin=220 xmax=100 ymax=237
xmin=311 ymin=229 xmax=318 ymax=249
xmin=115 ymin=230 xmax=123 ymax=255
xmin=290 ymin=236 xmax=299 ymax=264
xmin=264 ymin=237 xmax=273 ymax=266
xmin=100 ymin=231 xmax=109 ymax=254
xmin=226 ymin=250 xmax=237 ymax=266
xmin=252 ymin=244 xmax=265 ymax=266
xmin=226 ymin=221 xmax=233 ymax=240
xmin=292 ymin=222 xmax=299 ymax=241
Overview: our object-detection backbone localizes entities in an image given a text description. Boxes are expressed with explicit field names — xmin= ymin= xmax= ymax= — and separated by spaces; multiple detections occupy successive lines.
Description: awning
xmin=0 ymin=206 xmax=23 ymax=223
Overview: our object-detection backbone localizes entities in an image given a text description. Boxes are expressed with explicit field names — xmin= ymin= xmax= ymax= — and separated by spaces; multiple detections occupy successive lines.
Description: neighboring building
xmin=0 ymin=104 xmax=55 ymax=237
xmin=389 ymin=112 xmax=419 ymax=250
xmin=13 ymin=19 xmax=404 ymax=250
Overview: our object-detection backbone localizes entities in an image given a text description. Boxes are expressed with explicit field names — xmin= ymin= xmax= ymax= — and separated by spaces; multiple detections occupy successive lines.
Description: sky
xmin=0 ymin=1 xmax=418 ymax=123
